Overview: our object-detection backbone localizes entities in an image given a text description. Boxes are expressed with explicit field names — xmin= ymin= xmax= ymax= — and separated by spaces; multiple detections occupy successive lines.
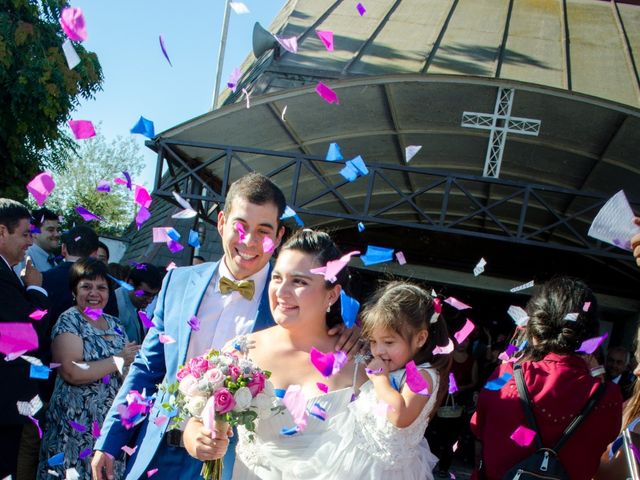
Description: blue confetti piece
xmin=108 ymin=274 xmax=134 ymax=291
xmin=309 ymin=403 xmax=327 ymax=421
xmin=340 ymin=290 xmax=360 ymax=329
xmin=517 ymin=340 xmax=528 ymax=352
xmin=274 ymin=388 xmax=286 ymax=399
xmin=280 ymin=206 xmax=304 ymax=226
xmin=166 ymin=228 xmax=181 ymax=242
xmin=30 ymin=364 xmax=51 ymax=380
xmin=360 ymin=245 xmax=394 ymax=266
xmin=188 ymin=229 xmax=200 ymax=248
xmin=48 ymin=452 xmax=64 ymax=467
xmin=326 ymin=142 xmax=343 ymax=161
xmin=280 ymin=426 xmax=300 ymax=436
xmin=130 ymin=116 xmax=155 ymax=139
xmin=484 ymin=372 xmax=513 ymax=391
xmin=339 ymin=155 xmax=368 ymax=182
xmin=390 ymin=375 xmax=400 ymax=392
xmin=113 ymin=326 xmax=124 ymax=336
xmin=357 ymin=222 xmax=365 ymax=232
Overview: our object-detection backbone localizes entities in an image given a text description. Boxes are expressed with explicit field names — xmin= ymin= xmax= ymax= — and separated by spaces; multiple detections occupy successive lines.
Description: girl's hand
xmin=366 ymin=357 xmax=389 ymax=379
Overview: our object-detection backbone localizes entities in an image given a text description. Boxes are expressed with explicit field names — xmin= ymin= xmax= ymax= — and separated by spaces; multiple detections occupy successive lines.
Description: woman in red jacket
xmin=471 ymin=277 xmax=622 ymax=480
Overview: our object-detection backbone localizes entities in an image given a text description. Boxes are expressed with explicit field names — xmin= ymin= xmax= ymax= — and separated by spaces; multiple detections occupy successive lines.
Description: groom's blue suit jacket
xmin=95 ymin=260 xmax=274 ymax=479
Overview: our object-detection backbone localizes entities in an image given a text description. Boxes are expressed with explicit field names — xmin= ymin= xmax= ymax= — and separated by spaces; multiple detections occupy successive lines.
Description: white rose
xmin=186 ymin=396 xmax=207 ymax=417
xmin=252 ymin=393 xmax=274 ymax=419
xmin=233 ymin=387 xmax=253 ymax=412
xmin=263 ymin=380 xmax=275 ymax=398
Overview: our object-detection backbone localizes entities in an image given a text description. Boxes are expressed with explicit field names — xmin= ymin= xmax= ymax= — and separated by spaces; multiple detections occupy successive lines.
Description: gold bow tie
xmin=219 ymin=277 xmax=255 ymax=300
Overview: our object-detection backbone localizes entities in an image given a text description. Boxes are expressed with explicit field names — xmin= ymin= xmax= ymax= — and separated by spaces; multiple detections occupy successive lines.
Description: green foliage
xmin=0 ymin=0 xmax=103 ymax=200
xmin=41 ymin=129 xmax=145 ymax=236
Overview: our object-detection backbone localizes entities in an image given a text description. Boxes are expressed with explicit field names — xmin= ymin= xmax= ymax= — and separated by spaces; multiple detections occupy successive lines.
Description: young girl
xmin=302 ymin=281 xmax=452 ymax=479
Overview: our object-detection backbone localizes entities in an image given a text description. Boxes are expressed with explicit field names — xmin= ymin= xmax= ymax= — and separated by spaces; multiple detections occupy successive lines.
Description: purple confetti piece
xmin=123 ymin=171 xmax=132 ymax=190
xmin=29 ymin=224 xmax=41 ymax=234
xmin=78 ymin=447 xmax=92 ymax=460
xmin=83 ymin=307 xmax=102 ymax=321
xmin=29 ymin=415 xmax=43 ymax=438
xmin=448 ymin=372 xmax=459 ymax=394
xmin=102 ymin=375 xmax=110 ymax=384
xmin=187 ymin=315 xmax=200 ymax=331
xmin=134 ymin=289 xmax=145 ymax=297
xmin=366 ymin=367 xmax=383 ymax=375
xmin=356 ymin=2 xmax=366 ymax=15
xmin=167 ymin=240 xmax=184 ymax=253
xmin=136 ymin=206 xmax=151 ymax=230
xmin=96 ymin=180 xmax=111 ymax=193
xmin=138 ymin=311 xmax=155 ymax=329
xmin=69 ymin=420 xmax=87 ymax=432
xmin=159 ymin=35 xmax=172 ymax=66
xmin=91 ymin=420 xmax=101 ymax=439
xmin=75 ymin=205 xmax=102 ymax=222
xmin=576 ymin=332 xmax=609 ymax=355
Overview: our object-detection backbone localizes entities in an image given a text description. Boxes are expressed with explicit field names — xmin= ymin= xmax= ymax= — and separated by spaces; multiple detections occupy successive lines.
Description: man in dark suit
xmin=0 ymin=198 xmax=50 ymax=479
xmin=605 ymin=345 xmax=636 ymax=401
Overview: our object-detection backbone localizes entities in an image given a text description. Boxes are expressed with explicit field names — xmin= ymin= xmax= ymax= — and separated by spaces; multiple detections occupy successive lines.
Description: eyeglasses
xmin=134 ymin=289 xmax=159 ymax=299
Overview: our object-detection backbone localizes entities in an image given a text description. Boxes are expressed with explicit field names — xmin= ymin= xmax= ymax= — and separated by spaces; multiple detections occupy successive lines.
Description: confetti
xmin=356 ymin=3 xmax=366 ymax=16
xmin=283 ymin=385 xmax=308 ymax=432
xmin=507 ymin=305 xmax=529 ymax=327
xmin=59 ymin=7 xmax=87 ymax=42
xmin=75 ymin=205 xmax=102 ymax=222
xmin=130 ymin=116 xmax=155 ymax=138
xmin=405 ymin=145 xmax=422 ymax=163
xmin=309 ymin=403 xmax=327 ymax=421
xmin=68 ymin=120 xmax=95 ymax=140
xmin=340 ymin=155 xmax=368 ymax=182
xmin=227 ymin=67 xmax=242 ymax=92
xmin=83 ymin=307 xmax=102 ymax=321
xmin=159 ymin=334 xmax=176 ymax=344
xmin=72 ymin=361 xmax=90 ymax=370
xmin=453 ymin=318 xmax=475 ymax=344
xmin=405 ymin=360 xmax=430 ymax=395
xmin=159 ymin=35 xmax=172 ymax=66
xmin=310 ymin=250 xmax=360 ymax=283
xmin=316 ymin=82 xmax=339 ymax=104
xmin=96 ymin=180 xmax=111 ymax=193
xmin=188 ymin=229 xmax=201 ymax=248
xmin=262 ymin=236 xmax=275 ymax=254
xmin=316 ymin=383 xmax=329 ymax=394
xmin=229 ymin=2 xmax=250 ymax=14
xmin=69 ymin=420 xmax=86 ymax=432
xmin=510 ymin=425 xmax=537 ymax=447
xmin=326 ymin=142 xmax=343 ymax=161
xmin=27 ymin=172 xmax=55 ymax=206
xmin=360 ymin=245 xmax=393 ymax=266
xmin=340 ymin=291 xmax=360 ymax=329
xmin=29 ymin=309 xmax=47 ymax=320
xmin=445 ymin=297 xmax=471 ymax=310
xmin=0 ymin=322 xmax=38 ymax=355
xmin=187 ymin=315 xmax=200 ymax=331
xmin=30 ymin=364 xmax=51 ymax=379
xmin=357 ymin=222 xmax=365 ymax=232
xmin=484 ymin=372 xmax=513 ymax=390
xmin=563 ymin=312 xmax=579 ymax=321
xmin=395 ymin=251 xmax=407 ymax=265
xmin=510 ymin=280 xmax=534 ymax=293
xmin=473 ymin=257 xmax=487 ymax=276
xmin=448 ymin=372 xmax=459 ymax=394
xmin=113 ymin=356 xmax=125 ymax=375
xmin=121 ymin=445 xmax=137 ymax=456
xmin=274 ymin=35 xmax=298 ymax=54
xmin=316 ymin=30 xmax=334 ymax=51
xmin=136 ymin=207 xmax=151 ymax=230
xmin=147 ymin=469 xmax=159 ymax=478
xmin=433 ymin=338 xmax=454 ymax=355
xmin=17 ymin=395 xmax=43 ymax=416
xmin=576 ymin=332 xmax=609 ymax=355
xmin=61 ymin=38 xmax=81 ymax=69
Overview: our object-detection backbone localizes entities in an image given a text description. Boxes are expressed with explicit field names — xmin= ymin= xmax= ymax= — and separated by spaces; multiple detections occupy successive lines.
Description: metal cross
xmin=461 ymin=87 xmax=541 ymax=178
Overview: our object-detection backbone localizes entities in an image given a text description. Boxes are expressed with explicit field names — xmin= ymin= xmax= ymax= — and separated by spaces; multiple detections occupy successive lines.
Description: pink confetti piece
xmin=263 ymin=236 xmax=275 ymax=254
xmin=187 ymin=315 xmax=200 ymax=331
xmin=159 ymin=334 xmax=176 ymax=344
xmin=309 ymin=403 xmax=328 ymax=421
xmin=69 ymin=420 xmax=86 ymax=432
xmin=395 ymin=251 xmax=407 ymax=265
xmin=498 ymin=344 xmax=518 ymax=362
xmin=445 ymin=296 xmax=472 ymax=310
xmin=78 ymin=448 xmax=92 ymax=460
xmin=227 ymin=67 xmax=242 ymax=92
xmin=448 ymin=372 xmax=459 ymax=394
xmin=315 ymin=82 xmax=339 ymax=104
xmin=152 ymin=227 xmax=173 ymax=243
xmin=29 ymin=309 xmax=47 ymax=321
xmin=134 ymin=185 xmax=153 ymax=209
xmin=275 ymin=35 xmax=298 ymax=53
xmin=113 ymin=177 xmax=128 ymax=186
xmin=91 ymin=420 xmax=101 ymax=438
xmin=159 ymin=35 xmax=172 ymax=66
xmin=583 ymin=301 xmax=591 ymax=312
xmin=316 ymin=382 xmax=329 ymax=393
xmin=75 ymin=205 xmax=102 ymax=222
xmin=0 ymin=323 xmax=38 ymax=355
xmin=154 ymin=415 xmax=168 ymax=426
xmin=166 ymin=261 xmax=177 ymax=271
xmin=283 ymin=385 xmax=308 ymax=431
xmin=510 ymin=425 xmax=537 ymax=447
xmin=147 ymin=469 xmax=158 ymax=478
xmin=309 ymin=250 xmax=360 ymax=283
xmin=316 ymin=30 xmax=334 ymax=51
xmin=166 ymin=240 xmax=184 ymax=253
xmin=28 ymin=415 xmax=43 ymax=438
xmin=576 ymin=332 xmax=609 ymax=355
xmin=59 ymin=7 xmax=87 ymax=42
xmin=433 ymin=338 xmax=454 ymax=355
xmin=453 ymin=318 xmax=475 ymax=344
xmin=121 ymin=445 xmax=137 ymax=456
xmin=27 ymin=172 xmax=55 ymax=206
xmin=68 ymin=120 xmax=95 ymax=140
xmin=96 ymin=180 xmax=111 ymax=193
xmin=356 ymin=2 xmax=366 ymax=15
xmin=405 ymin=360 xmax=430 ymax=395
xmin=235 ymin=222 xmax=247 ymax=243
xmin=310 ymin=348 xmax=345 ymax=377
xmin=136 ymin=206 xmax=151 ymax=230
xmin=333 ymin=351 xmax=348 ymax=375
xmin=83 ymin=307 xmax=102 ymax=321
xmin=433 ymin=297 xmax=442 ymax=313
xmin=452 ymin=441 xmax=459 ymax=452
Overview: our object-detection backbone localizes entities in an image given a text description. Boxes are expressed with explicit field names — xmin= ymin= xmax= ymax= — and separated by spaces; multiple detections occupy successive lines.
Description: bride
xmin=184 ymin=229 xmax=366 ymax=478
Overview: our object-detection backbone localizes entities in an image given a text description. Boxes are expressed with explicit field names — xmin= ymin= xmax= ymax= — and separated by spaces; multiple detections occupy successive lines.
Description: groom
xmin=92 ymin=173 xmax=357 ymax=480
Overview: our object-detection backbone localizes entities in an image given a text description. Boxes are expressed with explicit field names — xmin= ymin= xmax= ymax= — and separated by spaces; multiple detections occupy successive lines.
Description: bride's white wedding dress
xmin=232 ymin=362 xmax=439 ymax=480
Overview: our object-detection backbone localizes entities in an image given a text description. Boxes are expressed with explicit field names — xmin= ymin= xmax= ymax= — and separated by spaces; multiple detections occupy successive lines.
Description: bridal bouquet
xmin=160 ymin=342 xmax=277 ymax=479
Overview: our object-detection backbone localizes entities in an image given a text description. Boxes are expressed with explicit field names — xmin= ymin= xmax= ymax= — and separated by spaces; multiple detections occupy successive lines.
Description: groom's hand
xmin=184 ymin=418 xmax=230 ymax=461
xmin=91 ymin=450 xmax=114 ymax=480
xmin=327 ymin=324 xmax=362 ymax=358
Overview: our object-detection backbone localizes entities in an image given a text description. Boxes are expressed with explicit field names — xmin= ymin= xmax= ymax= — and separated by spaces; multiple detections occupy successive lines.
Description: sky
xmin=70 ymin=0 xmax=285 ymax=188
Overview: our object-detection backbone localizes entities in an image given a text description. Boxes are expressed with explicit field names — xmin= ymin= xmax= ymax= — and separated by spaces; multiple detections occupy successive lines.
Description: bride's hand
xmin=328 ymin=324 xmax=363 ymax=358
xmin=183 ymin=417 xmax=230 ymax=461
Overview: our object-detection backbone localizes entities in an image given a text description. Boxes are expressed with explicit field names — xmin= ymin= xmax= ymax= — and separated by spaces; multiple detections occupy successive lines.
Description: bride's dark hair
xmin=278 ymin=229 xmax=350 ymax=329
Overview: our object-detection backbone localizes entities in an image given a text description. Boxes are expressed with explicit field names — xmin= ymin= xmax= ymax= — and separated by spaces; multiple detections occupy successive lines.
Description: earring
xmin=326 ymin=304 xmax=332 ymax=313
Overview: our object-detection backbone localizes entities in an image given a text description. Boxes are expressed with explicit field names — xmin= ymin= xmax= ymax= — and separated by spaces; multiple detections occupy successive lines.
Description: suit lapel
xmin=251 ymin=263 xmax=275 ymax=333
xmin=177 ymin=261 xmax=220 ymax=366
xmin=0 ymin=257 xmax=23 ymax=289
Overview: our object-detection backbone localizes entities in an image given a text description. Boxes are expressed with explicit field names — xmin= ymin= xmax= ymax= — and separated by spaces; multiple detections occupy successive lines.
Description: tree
xmin=42 ymin=130 xmax=146 ymax=236
xmin=0 ymin=0 xmax=103 ymax=200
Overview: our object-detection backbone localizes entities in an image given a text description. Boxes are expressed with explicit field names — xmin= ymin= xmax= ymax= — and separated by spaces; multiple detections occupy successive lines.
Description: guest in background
xmin=605 ymin=346 xmax=636 ymax=401
xmin=14 ymin=207 xmax=60 ymax=275
xmin=109 ymin=263 xmax=162 ymax=344
xmin=95 ymin=241 xmax=109 ymax=264
xmin=37 ymin=258 xmax=139 ymax=480
xmin=192 ymin=254 xmax=206 ymax=265
xmin=0 ymin=199 xmax=50 ymax=479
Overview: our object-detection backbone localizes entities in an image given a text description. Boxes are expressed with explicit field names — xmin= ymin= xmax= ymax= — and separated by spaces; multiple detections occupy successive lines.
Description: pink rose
xmin=247 ymin=372 xmax=266 ymax=396
xmin=228 ymin=364 xmax=241 ymax=381
xmin=178 ymin=374 xmax=202 ymax=397
xmin=176 ymin=366 xmax=191 ymax=381
xmin=214 ymin=388 xmax=236 ymax=414
xmin=203 ymin=368 xmax=225 ymax=391
xmin=187 ymin=356 xmax=210 ymax=379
